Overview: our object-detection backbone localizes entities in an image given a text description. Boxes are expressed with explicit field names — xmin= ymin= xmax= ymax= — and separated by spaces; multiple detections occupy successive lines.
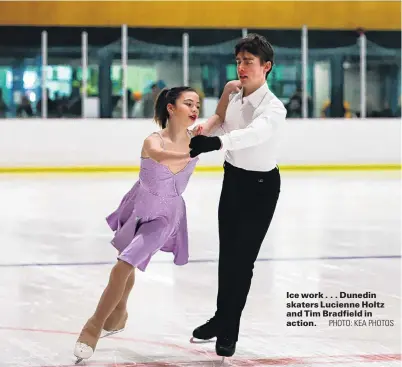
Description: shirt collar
xmin=241 ymin=82 xmax=269 ymax=108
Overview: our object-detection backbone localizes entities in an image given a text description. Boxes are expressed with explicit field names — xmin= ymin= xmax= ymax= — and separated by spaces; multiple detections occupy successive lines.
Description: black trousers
xmin=214 ymin=161 xmax=281 ymax=340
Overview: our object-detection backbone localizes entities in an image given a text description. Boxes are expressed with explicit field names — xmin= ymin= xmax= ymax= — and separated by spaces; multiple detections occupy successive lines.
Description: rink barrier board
xmin=1 ymin=118 xmax=399 ymax=173
xmin=0 ymin=164 xmax=400 ymax=174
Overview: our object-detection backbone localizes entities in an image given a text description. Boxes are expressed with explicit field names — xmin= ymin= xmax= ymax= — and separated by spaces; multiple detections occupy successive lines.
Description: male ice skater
xmin=189 ymin=33 xmax=287 ymax=357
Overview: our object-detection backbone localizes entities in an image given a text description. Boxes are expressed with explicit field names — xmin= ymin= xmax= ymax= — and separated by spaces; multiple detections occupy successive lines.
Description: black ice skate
xmin=215 ymin=336 xmax=236 ymax=357
xmin=190 ymin=317 xmax=219 ymax=343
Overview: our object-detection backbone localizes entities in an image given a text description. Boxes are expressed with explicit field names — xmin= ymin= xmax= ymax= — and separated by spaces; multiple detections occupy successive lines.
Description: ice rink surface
xmin=0 ymin=170 xmax=400 ymax=366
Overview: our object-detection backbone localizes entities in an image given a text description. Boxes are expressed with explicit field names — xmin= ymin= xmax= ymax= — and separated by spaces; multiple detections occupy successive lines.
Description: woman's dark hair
xmin=154 ymin=86 xmax=196 ymax=128
xmin=235 ymin=33 xmax=275 ymax=78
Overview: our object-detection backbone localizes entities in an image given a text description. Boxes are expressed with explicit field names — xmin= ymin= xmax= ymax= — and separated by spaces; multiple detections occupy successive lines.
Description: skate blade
xmin=100 ymin=328 xmax=124 ymax=339
xmin=74 ymin=357 xmax=83 ymax=365
xmin=220 ymin=356 xmax=225 ymax=366
xmin=189 ymin=336 xmax=215 ymax=344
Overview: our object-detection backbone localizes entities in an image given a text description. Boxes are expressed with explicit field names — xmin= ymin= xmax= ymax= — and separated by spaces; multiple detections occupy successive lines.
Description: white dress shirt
xmin=214 ymin=82 xmax=287 ymax=172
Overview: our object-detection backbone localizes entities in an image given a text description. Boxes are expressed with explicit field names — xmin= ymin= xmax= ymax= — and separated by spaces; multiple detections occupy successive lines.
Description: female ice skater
xmin=73 ymin=86 xmax=203 ymax=363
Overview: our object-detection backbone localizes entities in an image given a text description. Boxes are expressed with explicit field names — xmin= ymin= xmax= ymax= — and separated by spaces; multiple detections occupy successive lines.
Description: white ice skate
xmin=74 ymin=341 xmax=94 ymax=364
xmin=73 ymin=328 xmax=124 ymax=364
xmin=100 ymin=326 xmax=125 ymax=338
xmin=100 ymin=310 xmax=128 ymax=339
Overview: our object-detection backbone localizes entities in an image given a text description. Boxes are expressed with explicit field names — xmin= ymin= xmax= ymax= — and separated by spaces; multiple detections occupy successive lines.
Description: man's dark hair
xmin=234 ymin=33 xmax=275 ymax=77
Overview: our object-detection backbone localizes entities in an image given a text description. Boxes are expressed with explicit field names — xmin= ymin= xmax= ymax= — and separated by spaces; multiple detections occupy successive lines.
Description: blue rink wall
xmin=0 ymin=118 xmax=400 ymax=173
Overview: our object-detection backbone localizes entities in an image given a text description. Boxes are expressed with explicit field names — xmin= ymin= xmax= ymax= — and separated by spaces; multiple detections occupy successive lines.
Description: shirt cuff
xmin=219 ymin=135 xmax=229 ymax=150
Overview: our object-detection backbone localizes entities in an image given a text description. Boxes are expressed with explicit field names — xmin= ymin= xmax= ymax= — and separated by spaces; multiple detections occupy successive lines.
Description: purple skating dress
xmin=105 ymin=132 xmax=198 ymax=271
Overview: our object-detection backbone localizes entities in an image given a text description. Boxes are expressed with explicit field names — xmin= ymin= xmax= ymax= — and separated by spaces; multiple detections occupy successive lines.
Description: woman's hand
xmin=224 ymin=80 xmax=242 ymax=94
xmin=191 ymin=124 xmax=204 ymax=136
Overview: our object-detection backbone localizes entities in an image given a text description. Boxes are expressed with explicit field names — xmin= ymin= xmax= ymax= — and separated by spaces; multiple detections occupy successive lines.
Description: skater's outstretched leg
xmin=74 ymin=260 xmax=133 ymax=362
xmin=103 ymin=268 xmax=135 ymax=335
